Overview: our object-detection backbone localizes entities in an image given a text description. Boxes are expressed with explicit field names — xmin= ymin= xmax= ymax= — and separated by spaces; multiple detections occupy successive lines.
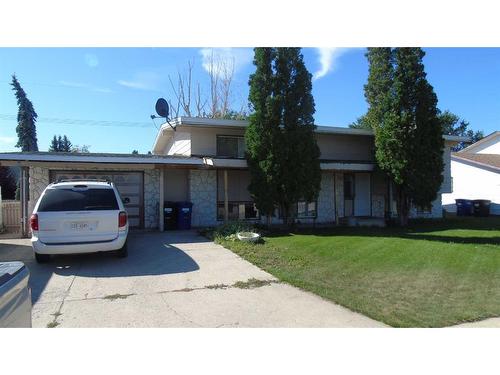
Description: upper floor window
xmin=217 ymin=136 xmax=246 ymax=158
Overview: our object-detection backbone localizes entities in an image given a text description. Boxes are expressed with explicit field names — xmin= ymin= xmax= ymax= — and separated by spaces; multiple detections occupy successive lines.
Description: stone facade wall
xmin=144 ymin=169 xmax=160 ymax=229
xmin=29 ymin=167 xmax=50 ymax=213
xmin=334 ymin=172 xmax=344 ymax=218
xmin=316 ymin=172 xmax=335 ymax=224
xmin=189 ymin=169 xmax=217 ymax=227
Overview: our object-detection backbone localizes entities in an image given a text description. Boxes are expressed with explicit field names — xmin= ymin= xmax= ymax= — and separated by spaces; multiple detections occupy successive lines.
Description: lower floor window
xmin=278 ymin=201 xmax=318 ymax=219
xmin=217 ymin=202 xmax=259 ymax=220
xmin=416 ymin=205 xmax=433 ymax=215
xmin=297 ymin=201 xmax=317 ymax=218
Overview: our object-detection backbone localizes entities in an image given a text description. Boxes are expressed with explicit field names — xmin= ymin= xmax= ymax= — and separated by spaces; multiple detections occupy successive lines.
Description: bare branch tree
xmin=167 ymin=53 xmax=245 ymax=120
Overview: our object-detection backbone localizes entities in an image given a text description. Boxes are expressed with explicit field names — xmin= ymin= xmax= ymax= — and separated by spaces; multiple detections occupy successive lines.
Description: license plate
xmin=70 ymin=222 xmax=90 ymax=231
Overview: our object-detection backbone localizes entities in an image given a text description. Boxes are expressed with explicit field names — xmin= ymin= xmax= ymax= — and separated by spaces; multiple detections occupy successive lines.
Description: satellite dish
xmin=155 ymin=98 xmax=169 ymax=118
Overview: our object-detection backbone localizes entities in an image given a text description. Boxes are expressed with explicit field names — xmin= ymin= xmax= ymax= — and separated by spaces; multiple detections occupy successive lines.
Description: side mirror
xmin=123 ymin=197 xmax=130 ymax=204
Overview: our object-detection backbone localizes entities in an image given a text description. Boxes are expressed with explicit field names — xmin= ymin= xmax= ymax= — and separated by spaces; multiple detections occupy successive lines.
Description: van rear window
xmin=38 ymin=188 xmax=119 ymax=212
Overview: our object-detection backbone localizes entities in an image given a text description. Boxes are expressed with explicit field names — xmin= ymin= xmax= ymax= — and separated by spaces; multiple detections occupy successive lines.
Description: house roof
xmin=452 ymin=152 xmax=500 ymax=173
xmin=458 ymin=131 xmax=500 ymax=154
xmin=0 ymin=151 xmax=205 ymax=166
xmin=152 ymin=116 xmax=469 ymax=153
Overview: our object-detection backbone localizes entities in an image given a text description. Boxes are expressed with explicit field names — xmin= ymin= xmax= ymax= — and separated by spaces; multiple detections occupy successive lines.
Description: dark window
xmin=297 ymin=201 xmax=317 ymax=218
xmin=38 ymin=188 xmax=119 ymax=212
xmin=344 ymin=174 xmax=354 ymax=200
xmin=278 ymin=201 xmax=318 ymax=219
xmin=217 ymin=202 xmax=259 ymax=220
xmin=216 ymin=136 xmax=246 ymax=158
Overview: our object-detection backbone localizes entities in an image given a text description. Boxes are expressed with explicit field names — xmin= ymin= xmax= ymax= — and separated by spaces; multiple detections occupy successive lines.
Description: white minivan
xmin=30 ymin=180 xmax=129 ymax=263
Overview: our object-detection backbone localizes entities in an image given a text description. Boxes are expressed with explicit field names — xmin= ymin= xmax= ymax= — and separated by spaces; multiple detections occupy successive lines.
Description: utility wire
xmin=0 ymin=113 xmax=154 ymax=128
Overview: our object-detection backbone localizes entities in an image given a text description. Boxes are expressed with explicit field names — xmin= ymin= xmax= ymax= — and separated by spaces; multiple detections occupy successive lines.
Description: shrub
xmin=209 ymin=221 xmax=257 ymax=242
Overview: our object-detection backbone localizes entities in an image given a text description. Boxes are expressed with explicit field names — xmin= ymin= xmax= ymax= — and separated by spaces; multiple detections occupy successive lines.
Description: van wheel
xmin=35 ymin=253 xmax=51 ymax=263
xmin=116 ymin=241 xmax=128 ymax=258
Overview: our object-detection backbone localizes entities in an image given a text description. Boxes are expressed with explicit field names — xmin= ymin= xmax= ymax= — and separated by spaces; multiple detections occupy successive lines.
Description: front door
xmin=344 ymin=173 xmax=354 ymax=216
xmin=354 ymin=173 xmax=371 ymax=216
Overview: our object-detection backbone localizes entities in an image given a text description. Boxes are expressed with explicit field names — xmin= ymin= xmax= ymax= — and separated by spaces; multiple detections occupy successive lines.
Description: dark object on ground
xmin=163 ymin=201 xmax=177 ymax=230
xmin=456 ymin=199 xmax=473 ymax=216
xmin=473 ymin=200 xmax=491 ymax=217
xmin=176 ymin=201 xmax=193 ymax=230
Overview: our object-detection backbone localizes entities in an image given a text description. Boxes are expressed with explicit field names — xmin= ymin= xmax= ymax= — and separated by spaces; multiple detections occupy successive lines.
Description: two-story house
xmin=0 ymin=117 xmax=466 ymax=235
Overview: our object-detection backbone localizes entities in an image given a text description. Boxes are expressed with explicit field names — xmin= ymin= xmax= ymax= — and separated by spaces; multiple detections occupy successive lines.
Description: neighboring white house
xmin=0 ymin=117 xmax=466 ymax=235
xmin=442 ymin=131 xmax=500 ymax=215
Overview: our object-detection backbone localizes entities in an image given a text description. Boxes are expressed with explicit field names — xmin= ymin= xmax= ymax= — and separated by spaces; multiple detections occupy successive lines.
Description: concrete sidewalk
xmin=0 ymin=231 xmax=386 ymax=328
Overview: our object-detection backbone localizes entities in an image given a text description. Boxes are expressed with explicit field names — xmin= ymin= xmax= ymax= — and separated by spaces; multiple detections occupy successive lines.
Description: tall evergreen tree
xmin=48 ymin=134 xmax=73 ymax=152
xmin=11 ymin=75 xmax=38 ymax=151
xmin=49 ymin=135 xmax=59 ymax=152
xmin=61 ymin=135 xmax=72 ymax=152
xmin=246 ymin=47 xmax=320 ymax=226
xmin=246 ymin=48 xmax=280 ymax=222
xmin=366 ymin=48 xmax=444 ymax=226
xmin=274 ymin=48 xmax=320 ymax=225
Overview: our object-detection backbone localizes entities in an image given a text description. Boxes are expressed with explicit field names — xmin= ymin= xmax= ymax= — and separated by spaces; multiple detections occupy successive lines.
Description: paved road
xmin=0 ymin=231 xmax=386 ymax=328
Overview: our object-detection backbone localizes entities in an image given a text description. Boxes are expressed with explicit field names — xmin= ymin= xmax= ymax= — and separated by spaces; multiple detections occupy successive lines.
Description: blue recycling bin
xmin=455 ymin=199 xmax=473 ymax=216
xmin=176 ymin=202 xmax=193 ymax=230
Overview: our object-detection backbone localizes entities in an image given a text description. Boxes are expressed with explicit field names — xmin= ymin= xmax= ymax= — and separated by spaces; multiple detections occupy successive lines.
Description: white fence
xmin=1 ymin=200 xmax=22 ymax=234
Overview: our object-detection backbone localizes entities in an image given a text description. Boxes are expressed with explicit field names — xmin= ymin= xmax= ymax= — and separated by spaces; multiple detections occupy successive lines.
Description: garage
xmin=49 ymin=171 xmax=144 ymax=228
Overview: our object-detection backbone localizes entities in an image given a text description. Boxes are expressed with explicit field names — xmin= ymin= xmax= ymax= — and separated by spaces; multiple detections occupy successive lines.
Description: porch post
xmin=20 ymin=167 xmax=29 ymax=237
xmin=224 ymin=169 xmax=229 ymax=222
xmin=159 ymin=168 xmax=165 ymax=231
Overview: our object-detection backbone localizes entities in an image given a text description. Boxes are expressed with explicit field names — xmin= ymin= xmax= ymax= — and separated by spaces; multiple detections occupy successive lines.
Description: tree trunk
xmin=397 ymin=189 xmax=409 ymax=226
xmin=266 ymin=214 xmax=271 ymax=229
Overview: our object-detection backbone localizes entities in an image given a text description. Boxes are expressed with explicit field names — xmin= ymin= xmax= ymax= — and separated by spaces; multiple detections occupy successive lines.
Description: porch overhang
xmin=0 ymin=152 xmax=205 ymax=168
xmin=320 ymin=161 xmax=375 ymax=171
xmin=202 ymin=157 xmax=247 ymax=169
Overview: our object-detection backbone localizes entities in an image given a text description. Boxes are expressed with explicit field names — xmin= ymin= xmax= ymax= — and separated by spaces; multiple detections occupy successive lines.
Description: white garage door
xmin=50 ymin=171 xmax=144 ymax=228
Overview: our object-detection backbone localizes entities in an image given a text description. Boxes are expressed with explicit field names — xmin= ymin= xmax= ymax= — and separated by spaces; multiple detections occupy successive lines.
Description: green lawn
xmin=218 ymin=217 xmax=500 ymax=327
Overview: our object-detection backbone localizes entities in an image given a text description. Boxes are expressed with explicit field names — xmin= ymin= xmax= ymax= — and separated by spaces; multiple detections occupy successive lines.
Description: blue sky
xmin=0 ymin=47 xmax=498 ymax=154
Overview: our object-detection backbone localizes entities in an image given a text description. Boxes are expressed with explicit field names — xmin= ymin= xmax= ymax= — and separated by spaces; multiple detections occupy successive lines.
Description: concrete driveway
xmin=0 ymin=231 xmax=385 ymax=328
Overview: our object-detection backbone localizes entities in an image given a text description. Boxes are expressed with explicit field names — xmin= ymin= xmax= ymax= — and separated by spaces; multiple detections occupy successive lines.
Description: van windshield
xmin=38 ymin=188 xmax=119 ymax=212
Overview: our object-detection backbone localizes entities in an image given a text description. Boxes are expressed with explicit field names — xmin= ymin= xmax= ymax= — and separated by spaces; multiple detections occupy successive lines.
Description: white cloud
xmin=117 ymin=72 xmax=162 ymax=91
xmin=0 ymin=136 xmax=16 ymax=145
xmin=59 ymin=80 xmax=113 ymax=93
xmin=84 ymin=53 xmax=99 ymax=68
xmin=312 ymin=48 xmax=350 ymax=81
xmin=199 ymin=48 xmax=253 ymax=78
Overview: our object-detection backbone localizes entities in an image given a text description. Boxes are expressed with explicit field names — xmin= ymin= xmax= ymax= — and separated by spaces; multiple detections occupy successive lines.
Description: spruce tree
xmin=49 ymin=134 xmax=72 ymax=152
xmin=61 ymin=135 xmax=72 ymax=152
xmin=365 ymin=48 xmax=444 ymax=225
xmin=49 ymin=135 xmax=59 ymax=152
xmin=11 ymin=75 xmax=38 ymax=151
xmin=246 ymin=48 xmax=320 ymax=226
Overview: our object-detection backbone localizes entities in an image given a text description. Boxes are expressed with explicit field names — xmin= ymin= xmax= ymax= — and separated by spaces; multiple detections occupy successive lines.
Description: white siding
xmin=164 ymin=131 xmax=191 ymax=156
xmin=469 ymin=135 xmax=500 ymax=154
xmin=442 ymin=159 xmax=500 ymax=215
